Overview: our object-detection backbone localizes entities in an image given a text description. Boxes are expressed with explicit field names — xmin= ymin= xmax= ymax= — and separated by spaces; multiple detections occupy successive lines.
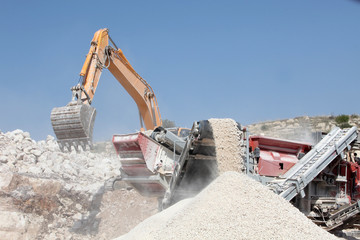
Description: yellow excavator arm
xmin=51 ymin=28 xmax=162 ymax=151
xmin=78 ymin=28 xmax=162 ymax=129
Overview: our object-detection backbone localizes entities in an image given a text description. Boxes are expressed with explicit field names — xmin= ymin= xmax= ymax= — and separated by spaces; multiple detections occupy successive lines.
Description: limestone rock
xmin=23 ymin=154 xmax=37 ymax=164
xmin=0 ymin=169 xmax=13 ymax=190
xmin=0 ymin=211 xmax=27 ymax=233
xmin=0 ymin=155 xmax=8 ymax=163
xmin=30 ymin=149 xmax=42 ymax=157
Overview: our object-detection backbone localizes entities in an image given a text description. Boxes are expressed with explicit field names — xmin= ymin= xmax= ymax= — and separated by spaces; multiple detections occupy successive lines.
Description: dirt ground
xmin=93 ymin=188 xmax=158 ymax=239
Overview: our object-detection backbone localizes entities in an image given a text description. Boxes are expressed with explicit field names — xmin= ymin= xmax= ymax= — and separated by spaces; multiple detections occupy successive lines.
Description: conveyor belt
xmin=268 ymin=127 xmax=358 ymax=201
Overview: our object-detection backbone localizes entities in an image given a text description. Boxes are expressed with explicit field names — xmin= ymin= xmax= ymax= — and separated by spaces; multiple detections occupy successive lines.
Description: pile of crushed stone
xmin=209 ymin=118 xmax=245 ymax=173
xmin=117 ymin=171 xmax=337 ymax=240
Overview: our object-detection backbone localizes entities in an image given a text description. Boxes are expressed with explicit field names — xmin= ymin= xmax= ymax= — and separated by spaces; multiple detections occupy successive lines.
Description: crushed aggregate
xmin=117 ymin=172 xmax=338 ymax=240
xmin=117 ymin=118 xmax=337 ymax=240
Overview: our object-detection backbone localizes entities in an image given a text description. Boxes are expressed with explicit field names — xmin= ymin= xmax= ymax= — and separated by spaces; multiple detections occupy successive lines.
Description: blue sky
xmin=0 ymin=0 xmax=359 ymax=141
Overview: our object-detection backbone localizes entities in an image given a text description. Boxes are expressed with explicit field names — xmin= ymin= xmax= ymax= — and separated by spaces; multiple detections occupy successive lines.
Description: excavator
xmin=51 ymin=28 xmax=163 ymax=151
xmin=50 ymin=28 xmax=220 ymax=208
xmin=52 ymin=29 xmax=360 ymax=232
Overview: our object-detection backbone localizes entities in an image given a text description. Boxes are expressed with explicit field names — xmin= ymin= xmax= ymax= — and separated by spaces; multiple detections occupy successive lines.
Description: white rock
xmin=0 ymin=156 xmax=7 ymax=163
xmin=287 ymin=119 xmax=295 ymax=124
xmin=30 ymin=149 xmax=42 ymax=157
xmin=86 ymin=183 xmax=104 ymax=195
xmin=102 ymin=158 xmax=112 ymax=164
xmin=46 ymin=143 xmax=59 ymax=152
xmin=0 ymin=169 xmax=13 ymax=189
xmin=16 ymin=145 xmax=23 ymax=151
xmin=48 ymin=152 xmax=64 ymax=163
xmin=59 ymin=197 xmax=73 ymax=208
xmin=42 ymin=167 xmax=53 ymax=175
xmin=87 ymin=160 xmax=95 ymax=167
xmin=7 ymin=155 xmax=17 ymax=165
xmin=64 ymin=184 xmax=73 ymax=192
xmin=22 ymin=132 xmax=31 ymax=139
xmin=51 ymin=164 xmax=62 ymax=174
xmin=61 ymin=173 xmax=73 ymax=180
xmin=23 ymin=146 xmax=33 ymax=154
xmin=79 ymin=168 xmax=92 ymax=177
xmin=38 ymin=153 xmax=48 ymax=162
xmin=65 ymin=165 xmax=78 ymax=176
xmin=27 ymin=166 xmax=43 ymax=175
xmin=48 ymin=232 xmax=57 ymax=240
xmin=12 ymin=129 xmax=23 ymax=135
xmin=13 ymin=134 xmax=24 ymax=143
xmin=88 ymin=152 xmax=96 ymax=159
xmin=23 ymin=154 xmax=37 ymax=164
xmin=5 ymin=132 xmax=15 ymax=140
xmin=75 ymin=204 xmax=82 ymax=210
xmin=0 ymin=230 xmax=23 ymax=240
xmin=72 ymin=213 xmax=82 ymax=220
xmin=46 ymin=135 xmax=55 ymax=142
xmin=37 ymin=140 xmax=46 ymax=147
xmin=1 ymin=150 xmax=9 ymax=156
xmin=0 ymin=211 xmax=27 ymax=232
xmin=7 ymin=148 xmax=17 ymax=156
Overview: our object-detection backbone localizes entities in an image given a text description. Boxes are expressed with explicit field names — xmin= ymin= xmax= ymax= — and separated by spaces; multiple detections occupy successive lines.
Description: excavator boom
xmin=51 ymin=28 xmax=162 ymax=151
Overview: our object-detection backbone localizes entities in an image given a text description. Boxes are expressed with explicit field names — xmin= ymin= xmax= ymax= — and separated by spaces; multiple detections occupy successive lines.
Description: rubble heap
xmin=0 ymin=129 xmax=157 ymax=240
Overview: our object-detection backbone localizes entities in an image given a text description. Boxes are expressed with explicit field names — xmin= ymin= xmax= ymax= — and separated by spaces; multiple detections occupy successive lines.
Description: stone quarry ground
xmin=0 ymin=115 xmax=359 ymax=239
xmin=0 ymin=131 xmax=159 ymax=240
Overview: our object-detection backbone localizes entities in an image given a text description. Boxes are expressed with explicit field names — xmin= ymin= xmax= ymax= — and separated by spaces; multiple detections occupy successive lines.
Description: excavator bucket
xmin=50 ymin=103 xmax=96 ymax=151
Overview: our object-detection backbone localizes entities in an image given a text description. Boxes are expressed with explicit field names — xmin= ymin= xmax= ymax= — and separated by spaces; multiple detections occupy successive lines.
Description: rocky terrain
xmin=0 ymin=130 xmax=158 ymax=239
xmin=247 ymin=114 xmax=360 ymax=144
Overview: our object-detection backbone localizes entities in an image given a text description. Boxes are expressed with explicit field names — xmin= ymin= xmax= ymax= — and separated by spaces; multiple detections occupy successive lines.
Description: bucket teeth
xmin=57 ymin=138 xmax=93 ymax=152
xmin=50 ymin=103 xmax=96 ymax=152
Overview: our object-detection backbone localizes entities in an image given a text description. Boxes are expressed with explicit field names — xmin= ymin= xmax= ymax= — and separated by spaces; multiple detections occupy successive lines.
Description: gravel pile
xmin=116 ymin=171 xmax=337 ymax=240
xmin=116 ymin=118 xmax=336 ymax=240
xmin=209 ymin=118 xmax=245 ymax=173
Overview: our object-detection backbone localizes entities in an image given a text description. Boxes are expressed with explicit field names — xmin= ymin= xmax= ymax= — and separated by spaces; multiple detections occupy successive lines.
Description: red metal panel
xmin=112 ymin=133 xmax=141 ymax=155
xmin=137 ymin=133 xmax=160 ymax=172
xmin=258 ymin=150 xmax=298 ymax=177
xmin=112 ymin=132 xmax=167 ymax=197
xmin=250 ymin=136 xmax=312 ymax=177
xmin=250 ymin=136 xmax=312 ymax=155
